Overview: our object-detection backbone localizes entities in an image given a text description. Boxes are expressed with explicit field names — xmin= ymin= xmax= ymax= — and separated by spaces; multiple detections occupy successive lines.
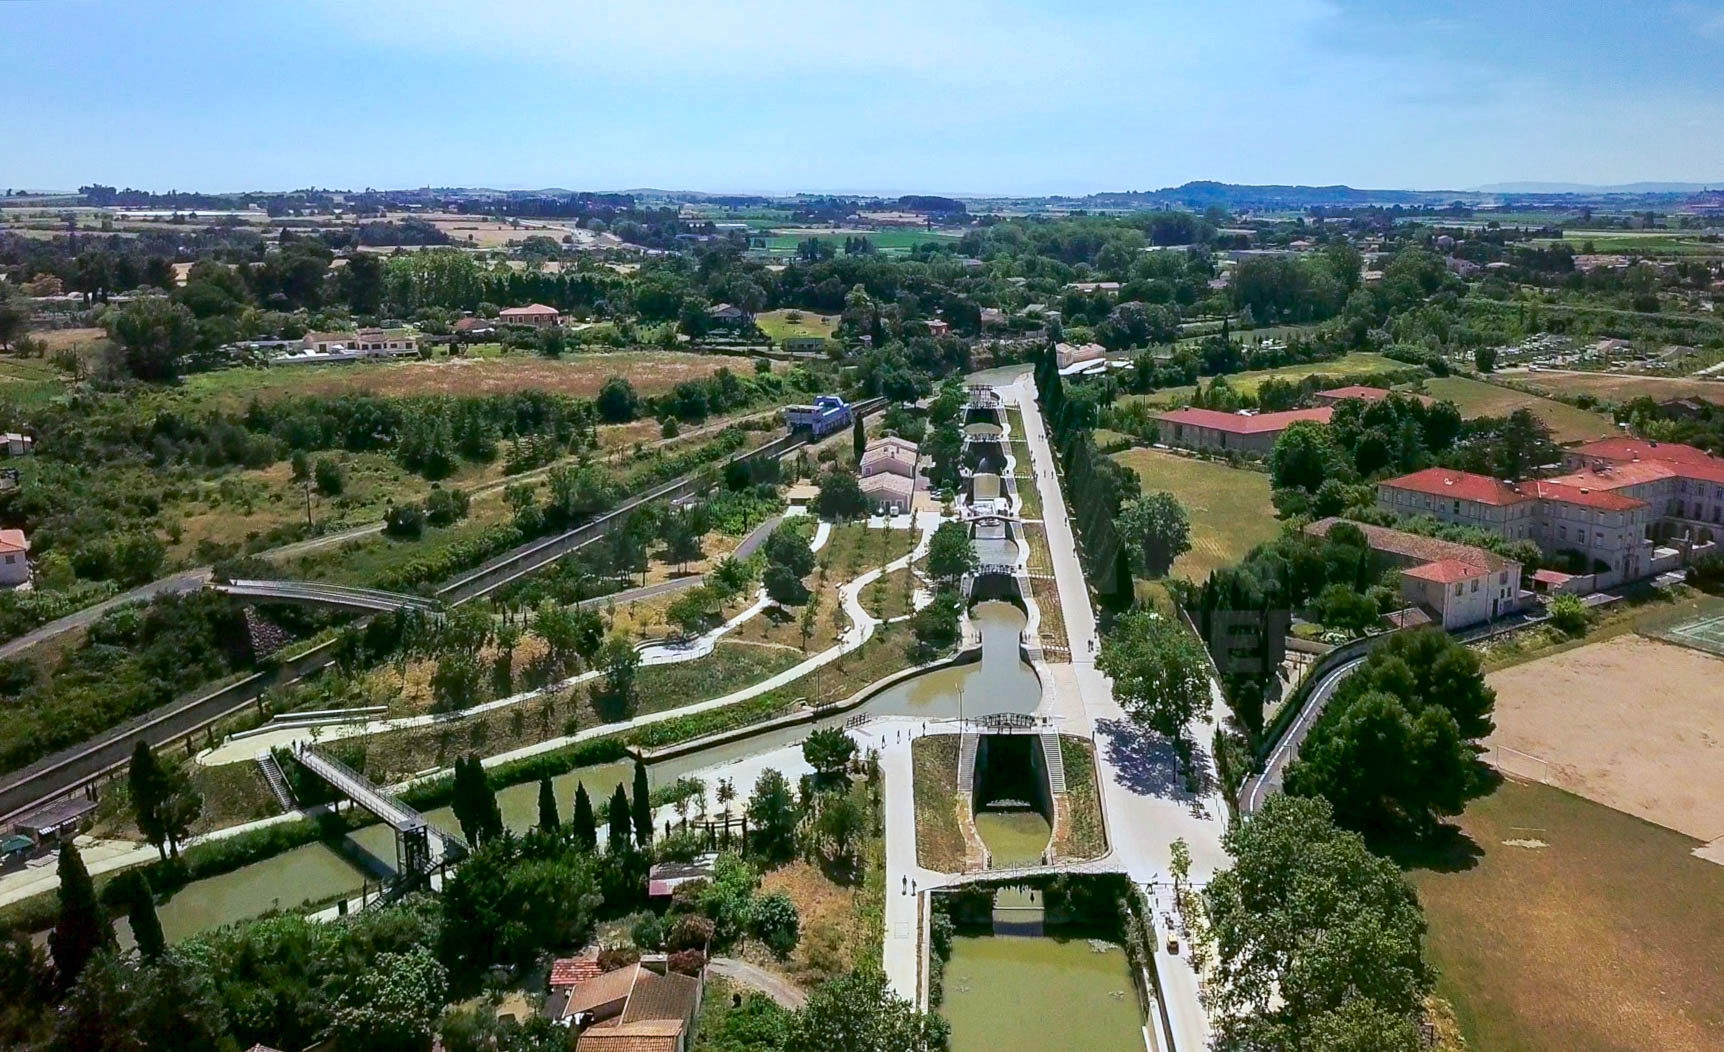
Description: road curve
xmin=1240 ymin=655 xmax=1366 ymax=814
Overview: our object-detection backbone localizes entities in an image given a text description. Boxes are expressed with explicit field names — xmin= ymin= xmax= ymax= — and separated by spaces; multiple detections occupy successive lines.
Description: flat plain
xmin=1111 ymin=447 xmax=1277 ymax=581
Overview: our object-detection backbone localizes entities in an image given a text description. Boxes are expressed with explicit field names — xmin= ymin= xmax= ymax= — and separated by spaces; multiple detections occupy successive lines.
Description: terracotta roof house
xmin=1306 ymin=517 xmax=1523 ymax=630
xmin=1312 ymin=385 xmax=1434 ymax=407
xmin=498 ymin=303 xmax=561 ymax=328
xmin=1156 ymin=406 xmax=1333 ymax=455
xmin=559 ymin=963 xmax=703 ymax=1052
xmin=0 ymin=528 xmax=29 ymax=588
xmin=860 ymin=437 xmax=919 ymax=480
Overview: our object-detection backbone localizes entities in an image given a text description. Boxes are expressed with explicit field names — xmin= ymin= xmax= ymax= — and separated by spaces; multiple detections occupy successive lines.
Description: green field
xmin=1126 ymin=351 xmax=1411 ymax=406
xmin=1406 ymin=779 xmax=1724 ymax=1052
xmin=1111 ymin=447 xmax=1278 ymax=581
xmin=1422 ymin=375 xmax=1617 ymax=442
xmin=754 ymin=308 xmax=840 ymax=344
xmin=758 ymin=228 xmax=960 ymax=255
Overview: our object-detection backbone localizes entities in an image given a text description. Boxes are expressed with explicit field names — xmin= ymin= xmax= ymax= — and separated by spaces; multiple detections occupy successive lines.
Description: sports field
xmin=1483 ymin=632 xmax=1724 ymax=850
xmin=1111 ymin=447 xmax=1278 ymax=581
xmin=1422 ymin=375 xmax=1617 ymax=442
xmin=1511 ymin=369 xmax=1724 ymax=406
xmin=1407 ymin=778 xmax=1724 ymax=1052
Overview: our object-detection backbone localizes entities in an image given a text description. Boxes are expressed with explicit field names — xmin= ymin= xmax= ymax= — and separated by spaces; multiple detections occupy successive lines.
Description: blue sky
xmin=4 ymin=0 xmax=1723 ymax=195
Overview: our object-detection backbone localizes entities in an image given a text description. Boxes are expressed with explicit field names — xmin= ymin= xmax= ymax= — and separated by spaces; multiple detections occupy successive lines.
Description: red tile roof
xmin=1305 ymin=518 xmax=1513 ymax=572
xmin=499 ymin=303 xmax=559 ymax=316
xmin=0 ymin=529 xmax=27 ymax=555
xmin=1379 ymin=468 xmax=1533 ymax=506
xmin=550 ymin=956 xmax=603 ymax=988
xmin=1402 ymin=558 xmax=1490 ymax=585
xmin=1527 ymin=479 xmax=1648 ymax=511
xmin=1570 ymin=438 xmax=1717 ymax=467
xmin=1157 ymin=406 xmax=1332 ymax=435
xmin=1317 ymin=385 xmax=1393 ymax=400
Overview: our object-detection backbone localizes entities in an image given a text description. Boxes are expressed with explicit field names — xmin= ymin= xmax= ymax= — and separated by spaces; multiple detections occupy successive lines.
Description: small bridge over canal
xmin=291 ymin=742 xmax=464 ymax=895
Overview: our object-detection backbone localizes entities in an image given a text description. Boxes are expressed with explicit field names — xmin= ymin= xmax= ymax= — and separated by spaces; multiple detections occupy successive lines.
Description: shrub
xmin=629 ymin=913 xmax=665 ymax=951
xmin=596 ymin=945 xmax=640 ymax=973
xmin=1547 ymin=592 xmax=1589 ymax=637
xmin=750 ymin=891 xmax=800 ymax=958
xmin=666 ymin=913 xmax=715 ymax=952
xmin=667 ymin=948 xmax=706 ymax=976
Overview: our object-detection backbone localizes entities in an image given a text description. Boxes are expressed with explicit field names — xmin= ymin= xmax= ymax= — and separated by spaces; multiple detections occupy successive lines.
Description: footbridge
xmin=216 ymin=579 xmax=441 ymax=615
xmin=291 ymin=742 xmax=464 ymax=889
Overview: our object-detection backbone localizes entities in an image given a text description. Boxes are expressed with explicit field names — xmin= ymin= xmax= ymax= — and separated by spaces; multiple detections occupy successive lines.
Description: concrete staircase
xmin=256 ymin=751 xmax=295 ymax=812
xmin=1039 ymin=732 xmax=1066 ymax=794
xmin=957 ymin=732 xmax=979 ymax=793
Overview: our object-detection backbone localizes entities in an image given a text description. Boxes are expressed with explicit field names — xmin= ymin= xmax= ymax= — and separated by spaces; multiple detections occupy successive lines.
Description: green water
xmin=154 ymin=840 xmax=373 ymax=943
xmin=941 ymin=934 xmax=1144 ymax=1052
xmin=973 ymin=807 xmax=1051 ymax=868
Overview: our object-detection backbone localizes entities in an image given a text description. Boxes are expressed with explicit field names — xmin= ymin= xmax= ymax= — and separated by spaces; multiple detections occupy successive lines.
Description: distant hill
xmin=1078 ymin=181 xmax=1465 ymax=210
xmin=1471 ymin=181 xmax=1722 ymax=194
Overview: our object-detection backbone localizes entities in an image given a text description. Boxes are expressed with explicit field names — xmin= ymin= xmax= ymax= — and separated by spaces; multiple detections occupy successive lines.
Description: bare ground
xmin=1484 ymin=633 xmax=1724 ymax=845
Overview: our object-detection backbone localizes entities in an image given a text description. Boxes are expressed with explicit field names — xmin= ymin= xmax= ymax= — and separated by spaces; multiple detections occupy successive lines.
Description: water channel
xmin=149 ymin=600 xmax=1042 ymax=941
xmin=940 ymin=930 xmax=1143 ymax=1052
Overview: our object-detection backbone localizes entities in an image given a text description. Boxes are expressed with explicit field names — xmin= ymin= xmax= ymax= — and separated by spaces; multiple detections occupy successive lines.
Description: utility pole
xmin=303 ymin=477 xmax=314 ymax=530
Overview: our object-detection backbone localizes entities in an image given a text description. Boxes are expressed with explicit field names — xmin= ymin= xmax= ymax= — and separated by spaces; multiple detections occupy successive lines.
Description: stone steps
xmin=256 ymin=750 xmax=295 ymax=813
xmin=1040 ymin=732 xmax=1066 ymax=794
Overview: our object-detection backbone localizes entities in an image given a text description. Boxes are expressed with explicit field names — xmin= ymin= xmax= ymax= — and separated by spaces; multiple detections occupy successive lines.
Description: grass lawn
xmin=1029 ymin=576 xmax=1068 ymax=657
xmin=862 ymin=566 xmax=918 ymax=621
xmin=759 ymin=229 xmax=959 ymax=255
xmin=1052 ymin=736 xmax=1105 ymax=861
xmin=0 ymin=354 xmax=77 ymax=407
xmin=1014 ymin=473 xmax=1043 ymax=519
xmin=1124 ymin=351 xmax=1410 ymax=406
xmin=1021 ymin=522 xmax=1053 ymax=575
xmin=912 ymin=736 xmax=966 ymax=871
xmin=1111 ymin=448 xmax=1278 ymax=582
xmin=754 ymin=309 xmax=839 ymax=344
xmin=1405 ymin=779 xmax=1724 ymax=1052
xmin=1422 ymin=375 xmax=1617 ymax=442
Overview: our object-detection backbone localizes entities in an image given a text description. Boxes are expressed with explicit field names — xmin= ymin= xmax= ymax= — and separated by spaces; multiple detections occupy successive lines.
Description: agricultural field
xmin=754 ymin=309 xmax=840 ymax=343
xmin=757 ymin=228 xmax=960 ymax=256
xmin=178 ymin=350 xmax=767 ymax=409
xmin=1406 ymin=779 xmax=1724 ymax=1052
xmin=0 ymin=355 xmax=76 ymax=407
xmin=1531 ymin=230 xmax=1724 ymax=258
xmin=1111 ymin=447 xmax=1278 ymax=582
xmin=1508 ymin=369 xmax=1724 ymax=406
xmin=1482 ymin=631 xmax=1724 ymax=853
xmin=1421 ymin=375 xmax=1617 ymax=442
xmin=1126 ymin=351 xmax=1409 ymax=406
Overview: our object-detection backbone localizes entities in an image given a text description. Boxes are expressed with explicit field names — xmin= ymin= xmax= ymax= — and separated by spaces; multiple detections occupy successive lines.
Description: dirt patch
xmin=297 ymin=353 xmax=753 ymax=400
xmin=1484 ymin=633 xmax=1724 ymax=843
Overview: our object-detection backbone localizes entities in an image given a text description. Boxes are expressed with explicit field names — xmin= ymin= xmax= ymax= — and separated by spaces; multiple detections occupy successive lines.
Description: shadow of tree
xmin=1096 ymin=717 xmax=1189 ymax=801
xmin=1382 ymin=821 xmax=1484 ymax=874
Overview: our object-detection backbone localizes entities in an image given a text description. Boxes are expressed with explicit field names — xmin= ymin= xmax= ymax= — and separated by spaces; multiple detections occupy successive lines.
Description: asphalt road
xmin=1239 ymin=655 xmax=1366 ymax=814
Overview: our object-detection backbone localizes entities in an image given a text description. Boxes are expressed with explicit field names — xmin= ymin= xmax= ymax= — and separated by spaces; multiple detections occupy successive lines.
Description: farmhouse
xmin=286 ymin=328 xmax=419 ymax=364
xmin=706 ymin=302 xmax=748 ymax=325
xmin=549 ymin=961 xmax=702 ymax=1052
xmin=1156 ymin=406 xmax=1333 ymax=455
xmin=860 ymin=436 xmax=919 ymax=514
xmin=1311 ymin=385 xmax=1434 ymax=407
xmin=1054 ymin=341 xmax=1107 ymax=370
xmin=1306 ymin=517 xmax=1524 ymax=630
xmin=0 ymin=528 xmax=29 ymax=587
xmin=498 ymin=303 xmax=561 ymax=328
xmin=925 ymin=318 xmax=951 ymax=337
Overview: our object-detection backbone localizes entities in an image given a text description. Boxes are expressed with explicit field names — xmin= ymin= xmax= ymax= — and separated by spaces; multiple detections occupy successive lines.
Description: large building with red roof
xmin=1377 ymin=439 xmax=1724 ymax=588
xmin=1157 ymin=406 xmax=1333 ymax=455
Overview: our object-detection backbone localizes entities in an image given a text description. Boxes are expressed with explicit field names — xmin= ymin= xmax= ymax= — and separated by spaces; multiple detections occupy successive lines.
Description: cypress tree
xmin=121 ymin=871 xmax=164 ymax=962
xmin=450 ymin=756 xmax=481 ymax=845
xmin=537 ymin=776 xmax=560 ymax=831
xmin=607 ymin=784 xmax=632 ymax=854
xmin=852 ymin=413 xmax=866 ymax=463
xmin=631 ymin=760 xmax=653 ymax=848
xmin=128 ymin=741 xmax=167 ymax=862
xmin=477 ymin=759 xmax=504 ymax=843
xmin=50 ymin=841 xmax=110 ymax=993
xmin=572 ymin=782 xmax=597 ymax=850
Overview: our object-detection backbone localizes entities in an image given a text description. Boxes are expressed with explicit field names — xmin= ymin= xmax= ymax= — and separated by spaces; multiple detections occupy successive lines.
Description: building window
xmin=1471 ymin=579 xmax=1479 ymax=592
xmin=1453 ymin=583 xmax=1463 ymax=597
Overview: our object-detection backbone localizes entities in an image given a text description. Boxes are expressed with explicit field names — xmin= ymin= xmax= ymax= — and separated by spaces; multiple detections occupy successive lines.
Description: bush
xmin=750 ymin=890 xmax=800 ymax=958
xmin=666 ymin=948 xmax=706 ymax=976
xmin=666 ymin=913 xmax=715 ymax=952
xmin=425 ymin=485 xmax=471 ymax=527
xmin=313 ymin=457 xmax=345 ymax=496
xmin=384 ymin=503 xmax=425 ymax=538
xmin=1547 ymin=592 xmax=1589 ymax=637
xmin=596 ymin=945 xmax=641 ymax=973
xmin=629 ymin=913 xmax=665 ymax=951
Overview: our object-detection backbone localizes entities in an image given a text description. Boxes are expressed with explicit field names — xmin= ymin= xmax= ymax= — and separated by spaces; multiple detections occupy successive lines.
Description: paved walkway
xmin=1004 ymin=376 xmax=1228 ymax=1052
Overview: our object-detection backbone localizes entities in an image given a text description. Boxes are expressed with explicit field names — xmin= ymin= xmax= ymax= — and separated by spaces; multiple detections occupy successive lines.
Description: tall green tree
xmin=746 ymin=769 xmax=799 ymax=862
xmin=607 ymin=784 xmax=632 ymax=854
xmin=536 ymin=777 xmax=560 ymax=832
xmin=118 ymin=870 xmax=165 ymax=962
xmin=802 ymin=728 xmax=858 ymax=778
xmin=1204 ymin=794 xmax=1431 ymax=1052
xmin=571 ymin=782 xmax=597 ymax=851
xmin=1096 ymin=608 xmax=1212 ymax=748
xmin=852 ymin=413 xmax=867 ymax=462
xmin=128 ymin=741 xmax=169 ymax=862
xmin=925 ymin=520 xmax=978 ymax=584
xmin=49 ymin=841 xmax=110 ymax=994
xmin=1117 ymin=492 xmax=1192 ymax=578
xmin=632 ymin=760 xmax=653 ymax=848
xmin=788 ymin=967 xmax=950 ymax=1052
xmin=1270 ymin=420 xmax=1348 ymax=493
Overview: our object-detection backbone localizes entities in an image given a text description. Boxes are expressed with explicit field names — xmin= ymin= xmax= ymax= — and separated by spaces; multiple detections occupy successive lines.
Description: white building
xmin=0 ymin=529 xmax=30 ymax=588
